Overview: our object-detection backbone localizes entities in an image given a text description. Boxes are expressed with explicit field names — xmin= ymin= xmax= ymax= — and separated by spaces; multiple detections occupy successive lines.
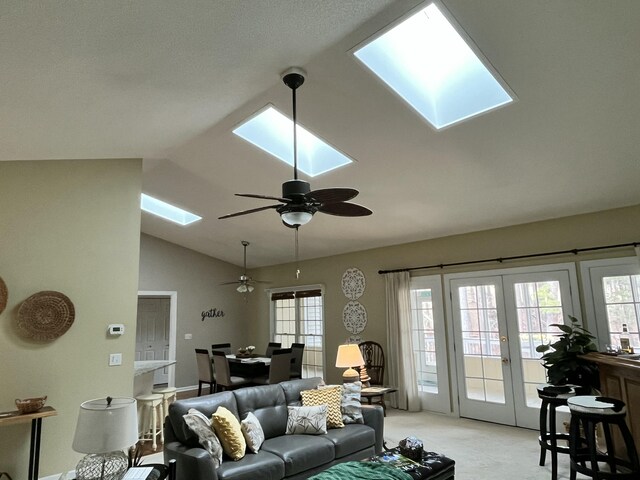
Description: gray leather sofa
xmin=164 ymin=377 xmax=384 ymax=480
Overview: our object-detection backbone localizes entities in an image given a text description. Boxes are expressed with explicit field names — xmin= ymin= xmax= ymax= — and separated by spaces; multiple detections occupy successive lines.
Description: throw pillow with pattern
xmin=241 ymin=411 xmax=265 ymax=453
xmin=286 ymin=405 xmax=328 ymax=435
xmin=301 ymin=386 xmax=344 ymax=429
xmin=182 ymin=408 xmax=223 ymax=467
xmin=320 ymin=381 xmax=364 ymax=424
xmin=211 ymin=406 xmax=246 ymax=461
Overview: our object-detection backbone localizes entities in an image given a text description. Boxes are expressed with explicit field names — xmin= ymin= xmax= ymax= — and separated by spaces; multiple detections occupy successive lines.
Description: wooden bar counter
xmin=583 ymin=352 xmax=640 ymax=453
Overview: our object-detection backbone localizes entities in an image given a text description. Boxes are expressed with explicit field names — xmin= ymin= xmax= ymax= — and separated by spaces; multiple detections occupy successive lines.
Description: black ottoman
xmin=370 ymin=447 xmax=455 ymax=480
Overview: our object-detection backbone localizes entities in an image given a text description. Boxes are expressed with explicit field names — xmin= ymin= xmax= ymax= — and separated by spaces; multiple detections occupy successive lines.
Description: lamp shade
xmin=72 ymin=397 xmax=138 ymax=454
xmin=281 ymin=211 xmax=313 ymax=226
xmin=335 ymin=344 xmax=365 ymax=368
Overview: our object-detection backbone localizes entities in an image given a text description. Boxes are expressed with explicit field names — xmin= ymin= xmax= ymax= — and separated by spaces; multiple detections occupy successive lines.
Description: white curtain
xmin=385 ymin=271 xmax=420 ymax=411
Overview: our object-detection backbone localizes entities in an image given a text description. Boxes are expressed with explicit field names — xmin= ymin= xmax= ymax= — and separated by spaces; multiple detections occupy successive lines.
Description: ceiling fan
xmin=219 ymin=67 xmax=372 ymax=228
xmin=220 ymin=241 xmax=268 ymax=293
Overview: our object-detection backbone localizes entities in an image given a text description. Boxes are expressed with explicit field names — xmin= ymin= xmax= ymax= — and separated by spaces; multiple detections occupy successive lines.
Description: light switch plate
xmin=184 ymin=333 xmax=193 ymax=340
xmin=109 ymin=353 xmax=122 ymax=366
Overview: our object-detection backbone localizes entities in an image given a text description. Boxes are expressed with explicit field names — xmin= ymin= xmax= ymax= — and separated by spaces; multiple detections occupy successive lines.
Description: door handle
xmin=501 ymin=336 xmax=507 ymax=342
xmin=501 ymin=357 xmax=510 ymax=364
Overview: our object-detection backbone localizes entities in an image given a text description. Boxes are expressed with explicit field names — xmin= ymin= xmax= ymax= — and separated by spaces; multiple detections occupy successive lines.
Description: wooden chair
xmin=195 ymin=348 xmax=215 ymax=396
xmin=253 ymin=348 xmax=293 ymax=385
xmin=358 ymin=341 xmax=388 ymax=412
xmin=265 ymin=342 xmax=282 ymax=357
xmin=211 ymin=350 xmax=251 ymax=392
xmin=211 ymin=343 xmax=232 ymax=355
xmin=290 ymin=343 xmax=305 ymax=379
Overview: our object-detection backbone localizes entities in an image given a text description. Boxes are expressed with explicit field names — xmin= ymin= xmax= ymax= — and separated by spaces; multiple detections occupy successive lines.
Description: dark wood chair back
xmin=269 ymin=348 xmax=293 ymax=383
xmin=265 ymin=342 xmax=282 ymax=357
xmin=290 ymin=343 xmax=305 ymax=378
xmin=359 ymin=341 xmax=385 ymax=385
xmin=211 ymin=343 xmax=232 ymax=355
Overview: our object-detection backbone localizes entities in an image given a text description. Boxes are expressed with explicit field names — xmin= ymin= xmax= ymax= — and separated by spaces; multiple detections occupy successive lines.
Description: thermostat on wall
xmin=108 ymin=324 xmax=125 ymax=336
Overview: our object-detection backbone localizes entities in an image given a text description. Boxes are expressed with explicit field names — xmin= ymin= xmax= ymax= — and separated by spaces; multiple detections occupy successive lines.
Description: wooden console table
xmin=0 ymin=406 xmax=57 ymax=480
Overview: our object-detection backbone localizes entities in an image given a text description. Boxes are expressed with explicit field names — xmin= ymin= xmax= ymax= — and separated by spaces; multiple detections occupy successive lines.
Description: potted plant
xmin=536 ymin=315 xmax=600 ymax=392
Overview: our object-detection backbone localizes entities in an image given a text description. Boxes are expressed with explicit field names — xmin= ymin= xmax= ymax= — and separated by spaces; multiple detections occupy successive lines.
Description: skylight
xmin=233 ymin=105 xmax=352 ymax=177
xmin=141 ymin=194 xmax=202 ymax=226
xmin=353 ymin=1 xmax=514 ymax=130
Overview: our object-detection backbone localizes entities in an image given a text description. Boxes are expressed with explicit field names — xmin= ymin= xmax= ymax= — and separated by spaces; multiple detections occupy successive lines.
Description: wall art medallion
xmin=348 ymin=334 xmax=363 ymax=344
xmin=17 ymin=290 xmax=75 ymax=341
xmin=0 ymin=276 xmax=7 ymax=315
xmin=341 ymin=268 xmax=366 ymax=300
xmin=342 ymin=301 xmax=367 ymax=334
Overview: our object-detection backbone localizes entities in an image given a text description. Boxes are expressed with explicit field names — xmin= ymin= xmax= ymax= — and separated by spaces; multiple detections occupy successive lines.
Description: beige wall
xmin=138 ymin=234 xmax=248 ymax=389
xmin=0 ymin=159 xmax=142 ymax=477
xmin=248 ymin=204 xmax=640 ymax=385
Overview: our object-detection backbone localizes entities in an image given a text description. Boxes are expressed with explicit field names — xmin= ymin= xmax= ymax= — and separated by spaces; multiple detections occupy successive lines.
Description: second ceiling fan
xmin=219 ymin=67 xmax=372 ymax=228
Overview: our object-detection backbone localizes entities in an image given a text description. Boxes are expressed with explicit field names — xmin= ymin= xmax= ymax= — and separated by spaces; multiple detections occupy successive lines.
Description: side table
xmin=361 ymin=386 xmax=397 ymax=416
xmin=0 ymin=406 xmax=57 ymax=480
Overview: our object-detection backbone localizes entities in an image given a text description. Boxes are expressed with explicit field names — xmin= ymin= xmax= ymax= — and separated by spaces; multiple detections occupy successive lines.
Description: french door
xmin=448 ymin=265 xmax=579 ymax=429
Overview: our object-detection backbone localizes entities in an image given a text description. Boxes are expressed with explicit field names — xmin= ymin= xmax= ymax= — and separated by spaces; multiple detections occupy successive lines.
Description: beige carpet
xmin=383 ymin=409 xmax=574 ymax=479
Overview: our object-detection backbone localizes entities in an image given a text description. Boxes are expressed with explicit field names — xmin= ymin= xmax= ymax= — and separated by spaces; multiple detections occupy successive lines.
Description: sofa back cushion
xmin=280 ymin=377 xmax=323 ymax=405
xmin=234 ymin=384 xmax=287 ymax=439
xmin=168 ymin=391 xmax=239 ymax=446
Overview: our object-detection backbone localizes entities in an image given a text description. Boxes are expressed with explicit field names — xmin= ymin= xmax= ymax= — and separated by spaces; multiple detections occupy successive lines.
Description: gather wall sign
xmin=201 ymin=308 xmax=225 ymax=322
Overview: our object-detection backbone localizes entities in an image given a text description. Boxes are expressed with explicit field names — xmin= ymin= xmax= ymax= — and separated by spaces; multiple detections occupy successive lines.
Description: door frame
xmin=444 ymin=262 xmax=581 ymax=424
xmin=138 ymin=290 xmax=177 ymax=387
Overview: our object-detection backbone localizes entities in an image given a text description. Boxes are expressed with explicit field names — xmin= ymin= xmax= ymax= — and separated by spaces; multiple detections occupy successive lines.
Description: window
xmin=270 ymin=286 xmax=324 ymax=378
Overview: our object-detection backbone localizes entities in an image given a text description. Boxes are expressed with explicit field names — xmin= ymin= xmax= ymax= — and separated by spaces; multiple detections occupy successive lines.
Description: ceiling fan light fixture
xmin=237 ymin=284 xmax=248 ymax=293
xmin=281 ymin=211 xmax=313 ymax=227
xmin=247 ymin=285 xmax=255 ymax=293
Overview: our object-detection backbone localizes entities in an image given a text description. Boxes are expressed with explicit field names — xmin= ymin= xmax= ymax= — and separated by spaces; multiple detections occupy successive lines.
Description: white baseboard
xmin=40 ymin=470 xmax=75 ymax=480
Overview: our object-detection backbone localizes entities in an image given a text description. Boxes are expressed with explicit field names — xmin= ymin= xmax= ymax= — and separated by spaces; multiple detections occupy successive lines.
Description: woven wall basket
xmin=0 ymin=276 xmax=7 ymax=315
xmin=17 ymin=290 xmax=75 ymax=341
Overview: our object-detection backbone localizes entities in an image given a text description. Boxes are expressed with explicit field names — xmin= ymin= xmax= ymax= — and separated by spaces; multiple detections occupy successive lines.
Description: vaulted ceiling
xmin=2 ymin=0 xmax=639 ymax=267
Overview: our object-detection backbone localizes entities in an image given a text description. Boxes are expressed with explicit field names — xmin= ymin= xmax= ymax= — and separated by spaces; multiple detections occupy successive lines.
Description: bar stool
xmin=152 ymin=386 xmax=177 ymax=423
xmin=537 ymin=384 xmax=577 ymax=480
xmin=567 ymin=395 xmax=640 ymax=480
xmin=136 ymin=393 xmax=164 ymax=451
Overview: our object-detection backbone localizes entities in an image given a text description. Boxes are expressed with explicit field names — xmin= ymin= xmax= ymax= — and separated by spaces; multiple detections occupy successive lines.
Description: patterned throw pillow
xmin=211 ymin=406 xmax=246 ymax=461
xmin=301 ymin=386 xmax=345 ymax=429
xmin=319 ymin=382 xmax=364 ymax=424
xmin=241 ymin=412 xmax=265 ymax=453
xmin=286 ymin=405 xmax=328 ymax=435
xmin=182 ymin=408 xmax=223 ymax=467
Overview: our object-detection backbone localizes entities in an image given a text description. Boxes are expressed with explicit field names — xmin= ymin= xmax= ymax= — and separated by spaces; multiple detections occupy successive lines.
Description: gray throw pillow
xmin=286 ymin=405 xmax=328 ymax=435
xmin=183 ymin=408 xmax=223 ymax=467
xmin=241 ymin=411 xmax=265 ymax=453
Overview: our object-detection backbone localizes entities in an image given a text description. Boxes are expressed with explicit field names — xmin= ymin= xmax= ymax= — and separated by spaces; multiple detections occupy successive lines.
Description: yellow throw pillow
xmin=301 ymin=386 xmax=344 ymax=429
xmin=211 ymin=406 xmax=246 ymax=461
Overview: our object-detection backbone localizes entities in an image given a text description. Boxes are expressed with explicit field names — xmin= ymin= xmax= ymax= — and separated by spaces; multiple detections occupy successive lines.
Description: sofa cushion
xmin=324 ymin=424 xmax=376 ymax=458
xmin=182 ymin=408 xmax=223 ymax=466
xmin=212 ymin=406 xmax=246 ymax=461
xmin=286 ymin=405 xmax=328 ymax=435
xmin=168 ymin=391 xmax=238 ymax=446
xmin=216 ymin=450 xmax=285 ymax=480
xmin=241 ymin=412 xmax=265 ymax=453
xmin=302 ymin=386 xmax=344 ymax=429
xmin=234 ymin=384 xmax=288 ymax=439
xmin=261 ymin=434 xmax=335 ymax=476
xmin=280 ymin=377 xmax=323 ymax=405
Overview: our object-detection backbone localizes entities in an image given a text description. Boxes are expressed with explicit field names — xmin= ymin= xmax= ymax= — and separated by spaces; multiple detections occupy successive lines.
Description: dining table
xmin=225 ymin=353 xmax=271 ymax=378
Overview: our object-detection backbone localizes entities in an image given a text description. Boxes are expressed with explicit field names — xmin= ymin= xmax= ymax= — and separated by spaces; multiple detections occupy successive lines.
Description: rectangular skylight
xmin=233 ymin=105 xmax=352 ymax=177
xmin=141 ymin=193 xmax=202 ymax=226
xmin=353 ymin=1 xmax=514 ymax=130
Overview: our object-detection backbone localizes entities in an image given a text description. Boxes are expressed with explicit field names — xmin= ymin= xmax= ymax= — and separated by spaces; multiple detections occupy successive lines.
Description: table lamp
xmin=72 ymin=396 xmax=138 ymax=480
xmin=335 ymin=344 xmax=365 ymax=383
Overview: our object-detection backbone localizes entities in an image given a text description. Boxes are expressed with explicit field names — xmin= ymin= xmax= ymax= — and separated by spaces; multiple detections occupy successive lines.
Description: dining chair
xmin=265 ymin=342 xmax=282 ymax=357
xmin=195 ymin=348 xmax=215 ymax=396
xmin=253 ymin=348 xmax=293 ymax=385
xmin=211 ymin=350 xmax=251 ymax=392
xmin=359 ymin=341 xmax=385 ymax=385
xmin=290 ymin=343 xmax=305 ymax=379
xmin=211 ymin=343 xmax=232 ymax=355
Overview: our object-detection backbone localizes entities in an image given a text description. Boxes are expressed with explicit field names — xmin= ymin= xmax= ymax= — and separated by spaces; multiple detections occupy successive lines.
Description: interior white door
xmin=451 ymin=276 xmax=516 ymax=425
xmin=136 ymin=297 xmax=170 ymax=385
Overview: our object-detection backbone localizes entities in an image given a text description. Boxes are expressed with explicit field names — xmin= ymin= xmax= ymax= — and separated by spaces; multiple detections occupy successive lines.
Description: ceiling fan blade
xmin=236 ymin=193 xmax=291 ymax=203
xmin=219 ymin=281 xmax=241 ymax=285
xmin=248 ymin=279 xmax=271 ymax=284
xmin=308 ymin=188 xmax=359 ymax=204
xmin=318 ymin=202 xmax=372 ymax=217
xmin=218 ymin=204 xmax=281 ymax=219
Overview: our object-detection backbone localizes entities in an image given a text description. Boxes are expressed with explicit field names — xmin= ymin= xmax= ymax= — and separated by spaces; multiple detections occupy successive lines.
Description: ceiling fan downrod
xmin=282 ymin=68 xmax=306 ymax=181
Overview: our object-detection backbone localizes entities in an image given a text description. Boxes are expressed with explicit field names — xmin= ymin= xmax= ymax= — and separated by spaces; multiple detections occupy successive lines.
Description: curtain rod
xmin=378 ymin=241 xmax=640 ymax=275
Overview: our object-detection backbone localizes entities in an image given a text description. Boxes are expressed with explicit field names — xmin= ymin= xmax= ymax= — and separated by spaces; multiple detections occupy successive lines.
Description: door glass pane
xmin=410 ymin=288 xmax=438 ymax=393
xmin=602 ymin=275 xmax=640 ymax=349
xmin=514 ymin=281 xmax=565 ymax=407
xmin=458 ymin=285 xmax=505 ymax=404
xmin=299 ymin=296 xmax=324 ymax=378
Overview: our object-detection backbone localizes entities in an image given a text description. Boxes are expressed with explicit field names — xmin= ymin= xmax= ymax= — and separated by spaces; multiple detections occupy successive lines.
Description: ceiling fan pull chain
xmin=295 ymin=226 xmax=300 ymax=279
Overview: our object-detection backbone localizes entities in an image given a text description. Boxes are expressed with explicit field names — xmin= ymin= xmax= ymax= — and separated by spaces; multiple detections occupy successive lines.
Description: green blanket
xmin=309 ymin=461 xmax=413 ymax=480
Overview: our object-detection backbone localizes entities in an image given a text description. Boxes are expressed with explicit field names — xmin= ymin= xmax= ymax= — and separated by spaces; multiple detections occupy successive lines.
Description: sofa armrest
xmin=164 ymin=441 xmax=219 ymax=480
xmin=361 ymin=404 xmax=384 ymax=453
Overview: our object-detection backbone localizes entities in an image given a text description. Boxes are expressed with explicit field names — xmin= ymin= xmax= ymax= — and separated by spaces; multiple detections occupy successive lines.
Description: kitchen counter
xmin=133 ymin=360 xmax=176 ymax=396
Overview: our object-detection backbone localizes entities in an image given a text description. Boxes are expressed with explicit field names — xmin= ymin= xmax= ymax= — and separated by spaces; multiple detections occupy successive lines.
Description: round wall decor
xmin=0 ymin=276 xmax=7 ymax=315
xmin=341 ymin=268 xmax=366 ymax=300
xmin=342 ymin=301 xmax=368 ymax=334
xmin=17 ymin=290 xmax=75 ymax=341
